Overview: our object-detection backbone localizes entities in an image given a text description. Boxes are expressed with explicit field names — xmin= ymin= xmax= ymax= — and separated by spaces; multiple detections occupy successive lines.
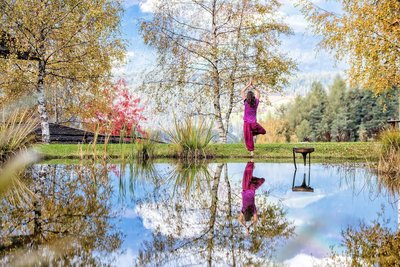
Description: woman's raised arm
xmin=241 ymin=78 xmax=253 ymax=100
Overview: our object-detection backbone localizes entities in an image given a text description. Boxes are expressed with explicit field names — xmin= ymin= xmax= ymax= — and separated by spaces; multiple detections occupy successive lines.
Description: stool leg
xmin=302 ymin=153 xmax=307 ymax=166
xmin=308 ymin=153 xmax=311 ymax=166
xmin=292 ymin=169 xmax=297 ymax=189
xmin=293 ymin=149 xmax=297 ymax=169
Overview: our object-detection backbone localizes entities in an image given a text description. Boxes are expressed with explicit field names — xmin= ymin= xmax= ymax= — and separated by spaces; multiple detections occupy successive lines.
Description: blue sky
xmin=114 ymin=0 xmax=347 ymax=96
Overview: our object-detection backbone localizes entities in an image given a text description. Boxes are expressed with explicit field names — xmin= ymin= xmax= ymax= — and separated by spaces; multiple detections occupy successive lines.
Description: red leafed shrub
xmin=88 ymin=79 xmax=146 ymax=137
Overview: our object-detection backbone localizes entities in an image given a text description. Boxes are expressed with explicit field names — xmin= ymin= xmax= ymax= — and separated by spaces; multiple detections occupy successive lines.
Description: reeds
xmin=380 ymin=129 xmax=400 ymax=154
xmin=166 ymin=116 xmax=214 ymax=159
xmin=78 ymin=125 xmax=112 ymax=161
xmin=377 ymin=129 xmax=400 ymax=177
xmin=0 ymin=109 xmax=39 ymax=161
xmin=0 ymin=109 xmax=40 ymax=194
xmin=135 ymin=132 xmax=157 ymax=161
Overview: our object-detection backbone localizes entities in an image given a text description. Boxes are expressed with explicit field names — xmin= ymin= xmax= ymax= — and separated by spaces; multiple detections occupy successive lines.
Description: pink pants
xmin=243 ymin=122 xmax=266 ymax=151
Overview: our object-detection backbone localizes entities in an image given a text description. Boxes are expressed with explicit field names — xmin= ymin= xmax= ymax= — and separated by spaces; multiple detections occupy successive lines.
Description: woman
xmin=238 ymin=160 xmax=265 ymax=235
xmin=241 ymin=78 xmax=266 ymax=157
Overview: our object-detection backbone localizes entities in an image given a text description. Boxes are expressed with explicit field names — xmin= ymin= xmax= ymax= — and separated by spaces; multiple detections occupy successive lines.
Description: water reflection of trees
xmin=117 ymin=160 xmax=213 ymax=203
xmin=135 ymin=163 xmax=294 ymax=266
xmin=332 ymin=170 xmax=400 ymax=266
xmin=0 ymin=162 xmax=121 ymax=265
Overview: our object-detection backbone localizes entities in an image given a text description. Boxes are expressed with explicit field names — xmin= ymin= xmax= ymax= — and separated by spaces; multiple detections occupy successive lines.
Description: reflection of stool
xmin=293 ymin=147 xmax=314 ymax=169
xmin=292 ymin=169 xmax=314 ymax=192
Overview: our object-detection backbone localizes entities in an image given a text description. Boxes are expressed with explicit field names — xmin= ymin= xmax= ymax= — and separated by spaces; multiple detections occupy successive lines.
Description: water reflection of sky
xmin=107 ymin=162 xmax=397 ymax=266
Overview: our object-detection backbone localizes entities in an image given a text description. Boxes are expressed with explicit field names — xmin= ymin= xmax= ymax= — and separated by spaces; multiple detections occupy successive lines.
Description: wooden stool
xmin=293 ymin=147 xmax=314 ymax=170
xmin=292 ymin=169 xmax=314 ymax=192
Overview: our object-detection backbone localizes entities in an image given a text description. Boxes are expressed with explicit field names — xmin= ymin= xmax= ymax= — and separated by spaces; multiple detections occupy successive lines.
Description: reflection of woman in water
xmin=238 ymin=161 xmax=265 ymax=235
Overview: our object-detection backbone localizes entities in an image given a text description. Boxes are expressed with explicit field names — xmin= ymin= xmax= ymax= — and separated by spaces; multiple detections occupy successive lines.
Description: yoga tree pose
xmin=241 ymin=78 xmax=266 ymax=157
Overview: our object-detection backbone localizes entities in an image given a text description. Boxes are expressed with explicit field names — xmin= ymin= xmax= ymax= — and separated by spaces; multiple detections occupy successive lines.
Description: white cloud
xmin=139 ymin=0 xmax=159 ymax=13
xmin=284 ymin=254 xmax=350 ymax=267
xmin=278 ymin=1 xmax=310 ymax=34
xmin=126 ymin=51 xmax=135 ymax=59
xmin=122 ymin=208 xmax=138 ymax=219
xmin=111 ymin=248 xmax=136 ymax=267
xmin=111 ymin=48 xmax=155 ymax=86
xmin=286 ymin=14 xmax=309 ymax=33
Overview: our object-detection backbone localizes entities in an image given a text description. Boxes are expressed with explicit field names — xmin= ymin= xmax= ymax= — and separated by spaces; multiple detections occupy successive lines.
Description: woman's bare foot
xmin=250 ymin=151 xmax=254 ymax=157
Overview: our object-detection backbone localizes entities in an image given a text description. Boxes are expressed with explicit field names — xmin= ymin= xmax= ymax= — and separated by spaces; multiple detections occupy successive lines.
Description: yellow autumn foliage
xmin=0 ymin=0 xmax=125 ymax=124
xmin=300 ymin=0 xmax=400 ymax=93
xmin=257 ymin=118 xmax=290 ymax=143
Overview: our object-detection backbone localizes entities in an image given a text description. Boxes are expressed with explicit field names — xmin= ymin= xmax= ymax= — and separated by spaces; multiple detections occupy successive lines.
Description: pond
xmin=1 ymin=160 xmax=399 ymax=266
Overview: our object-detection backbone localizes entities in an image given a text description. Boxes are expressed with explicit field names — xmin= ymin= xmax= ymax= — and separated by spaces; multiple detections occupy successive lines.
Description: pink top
xmin=243 ymin=99 xmax=259 ymax=123
xmin=241 ymin=162 xmax=265 ymax=214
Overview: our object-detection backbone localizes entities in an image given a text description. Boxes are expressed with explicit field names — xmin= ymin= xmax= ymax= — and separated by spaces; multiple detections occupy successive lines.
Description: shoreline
xmin=35 ymin=142 xmax=380 ymax=161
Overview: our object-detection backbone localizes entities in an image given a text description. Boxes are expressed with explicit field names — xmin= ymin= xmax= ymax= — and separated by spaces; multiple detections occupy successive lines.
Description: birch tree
xmin=0 ymin=0 xmax=124 ymax=143
xmin=140 ymin=0 xmax=295 ymax=142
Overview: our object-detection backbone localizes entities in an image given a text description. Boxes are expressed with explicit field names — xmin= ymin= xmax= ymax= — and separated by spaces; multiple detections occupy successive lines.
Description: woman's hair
xmin=246 ymin=91 xmax=256 ymax=107
xmin=244 ymin=207 xmax=254 ymax=221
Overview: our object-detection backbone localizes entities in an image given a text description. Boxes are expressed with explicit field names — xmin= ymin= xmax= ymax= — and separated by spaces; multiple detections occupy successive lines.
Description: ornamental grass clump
xmin=0 ymin=109 xmax=40 ymax=195
xmin=378 ymin=129 xmax=400 ymax=177
xmin=0 ymin=109 xmax=39 ymax=161
xmin=166 ymin=117 xmax=214 ymax=159
xmin=135 ymin=132 xmax=157 ymax=161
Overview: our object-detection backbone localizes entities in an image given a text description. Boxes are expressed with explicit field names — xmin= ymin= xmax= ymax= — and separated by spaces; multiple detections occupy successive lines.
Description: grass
xmin=208 ymin=142 xmax=379 ymax=160
xmin=165 ymin=116 xmax=214 ymax=159
xmin=135 ymin=135 xmax=157 ymax=161
xmin=1 ymin=109 xmax=40 ymax=194
xmin=36 ymin=141 xmax=381 ymax=161
xmin=377 ymin=129 xmax=400 ymax=177
xmin=379 ymin=129 xmax=400 ymax=154
xmin=0 ymin=109 xmax=38 ymax=160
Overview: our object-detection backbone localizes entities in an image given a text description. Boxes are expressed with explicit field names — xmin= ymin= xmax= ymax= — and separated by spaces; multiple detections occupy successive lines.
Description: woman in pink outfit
xmin=238 ymin=161 xmax=265 ymax=235
xmin=241 ymin=78 xmax=266 ymax=157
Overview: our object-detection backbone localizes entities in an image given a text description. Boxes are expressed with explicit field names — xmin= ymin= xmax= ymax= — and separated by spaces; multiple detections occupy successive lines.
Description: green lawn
xmin=35 ymin=142 xmax=381 ymax=161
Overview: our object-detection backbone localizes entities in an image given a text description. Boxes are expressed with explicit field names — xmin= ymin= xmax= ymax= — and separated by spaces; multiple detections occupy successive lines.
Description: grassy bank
xmin=35 ymin=142 xmax=380 ymax=161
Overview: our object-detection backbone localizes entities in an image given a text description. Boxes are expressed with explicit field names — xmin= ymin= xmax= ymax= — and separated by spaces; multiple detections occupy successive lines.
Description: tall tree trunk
xmin=33 ymin=165 xmax=47 ymax=248
xmin=54 ymin=87 xmax=59 ymax=124
xmin=207 ymin=163 xmax=223 ymax=267
xmin=213 ymin=86 xmax=226 ymax=143
xmin=211 ymin=0 xmax=226 ymax=143
xmin=223 ymin=164 xmax=236 ymax=266
xmin=37 ymin=59 xmax=50 ymax=143
xmin=224 ymin=4 xmax=245 ymax=141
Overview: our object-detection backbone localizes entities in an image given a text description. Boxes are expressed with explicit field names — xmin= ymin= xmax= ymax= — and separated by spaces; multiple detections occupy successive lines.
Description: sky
xmin=114 ymin=0 xmax=346 ymax=97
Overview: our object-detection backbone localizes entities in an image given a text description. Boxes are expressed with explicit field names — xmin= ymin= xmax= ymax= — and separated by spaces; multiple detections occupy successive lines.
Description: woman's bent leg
xmin=252 ymin=122 xmax=266 ymax=136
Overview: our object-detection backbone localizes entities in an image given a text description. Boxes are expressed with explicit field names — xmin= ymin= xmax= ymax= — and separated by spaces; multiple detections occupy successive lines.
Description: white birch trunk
xmin=211 ymin=0 xmax=227 ymax=143
xmin=37 ymin=59 xmax=50 ymax=143
xmin=207 ymin=163 xmax=223 ymax=267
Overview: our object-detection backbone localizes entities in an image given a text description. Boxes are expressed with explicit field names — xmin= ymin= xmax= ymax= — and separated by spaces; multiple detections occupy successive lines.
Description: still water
xmin=1 ymin=160 xmax=398 ymax=266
